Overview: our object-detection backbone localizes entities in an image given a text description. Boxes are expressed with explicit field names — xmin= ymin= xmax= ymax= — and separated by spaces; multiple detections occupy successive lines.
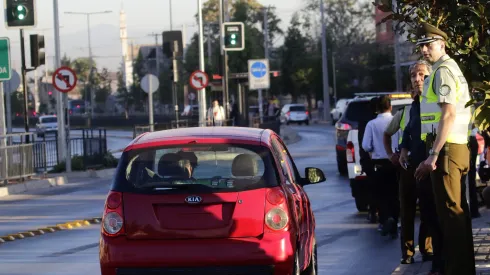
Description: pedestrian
xmin=394 ymin=60 xmax=440 ymax=268
xmin=358 ymin=97 xmax=379 ymax=224
xmin=464 ymin=125 xmax=482 ymax=218
xmin=207 ymin=99 xmax=226 ymax=126
xmin=413 ymin=22 xmax=475 ymax=275
xmin=362 ymin=95 xmax=399 ymax=238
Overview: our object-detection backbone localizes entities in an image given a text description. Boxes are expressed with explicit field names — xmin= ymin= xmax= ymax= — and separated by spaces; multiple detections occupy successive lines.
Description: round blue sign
xmin=251 ymin=62 xmax=267 ymax=78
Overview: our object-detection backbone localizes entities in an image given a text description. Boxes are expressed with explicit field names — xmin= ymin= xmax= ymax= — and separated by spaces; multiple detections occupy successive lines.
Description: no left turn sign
xmin=189 ymin=70 xmax=209 ymax=90
xmin=52 ymin=66 xmax=78 ymax=93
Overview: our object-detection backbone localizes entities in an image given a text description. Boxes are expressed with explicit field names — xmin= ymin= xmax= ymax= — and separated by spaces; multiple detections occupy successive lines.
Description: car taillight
xmin=346 ymin=141 xmax=355 ymax=163
xmin=335 ymin=122 xmax=352 ymax=130
xmin=265 ymin=188 xmax=289 ymax=231
xmin=102 ymin=191 xmax=125 ymax=237
xmin=286 ymin=111 xmax=290 ymax=117
xmin=305 ymin=111 xmax=309 ymax=116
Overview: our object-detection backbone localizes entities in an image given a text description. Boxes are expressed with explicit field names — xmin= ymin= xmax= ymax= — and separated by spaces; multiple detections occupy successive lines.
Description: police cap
xmin=415 ymin=22 xmax=448 ymax=46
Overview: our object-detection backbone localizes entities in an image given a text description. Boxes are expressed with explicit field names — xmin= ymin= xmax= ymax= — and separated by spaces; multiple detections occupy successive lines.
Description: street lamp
xmin=64 ymin=10 xmax=113 ymax=127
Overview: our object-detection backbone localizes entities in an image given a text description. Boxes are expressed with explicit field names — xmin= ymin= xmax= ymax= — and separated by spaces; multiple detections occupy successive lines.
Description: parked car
xmin=337 ymin=93 xmax=412 ymax=211
xmin=99 ymin=127 xmax=326 ymax=275
xmin=280 ymin=104 xmax=309 ymax=125
xmin=35 ymin=115 xmax=58 ymax=138
xmin=330 ymin=99 xmax=350 ymax=125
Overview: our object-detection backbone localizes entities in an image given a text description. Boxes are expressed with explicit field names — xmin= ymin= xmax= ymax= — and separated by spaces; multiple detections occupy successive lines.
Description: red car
xmin=99 ymin=127 xmax=326 ymax=275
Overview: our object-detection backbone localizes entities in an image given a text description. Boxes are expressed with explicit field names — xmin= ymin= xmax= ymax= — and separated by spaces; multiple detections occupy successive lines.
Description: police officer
xmin=413 ymin=23 xmax=475 ymax=275
xmin=384 ymin=60 xmax=434 ymax=265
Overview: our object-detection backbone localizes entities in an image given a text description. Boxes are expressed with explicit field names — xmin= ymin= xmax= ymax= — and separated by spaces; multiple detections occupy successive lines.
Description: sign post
xmin=52 ymin=66 xmax=77 ymax=172
xmin=141 ymin=74 xmax=159 ymax=132
xmin=189 ymin=70 xmax=209 ymax=126
xmin=248 ymin=59 xmax=270 ymax=123
xmin=0 ymin=38 xmax=12 ymax=81
xmin=0 ymin=37 xmax=11 ymax=180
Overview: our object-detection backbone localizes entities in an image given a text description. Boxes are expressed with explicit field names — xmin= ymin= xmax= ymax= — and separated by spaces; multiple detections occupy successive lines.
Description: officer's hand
xmin=415 ymin=156 xmax=436 ymax=182
xmin=389 ymin=153 xmax=400 ymax=166
xmin=399 ymin=150 xmax=409 ymax=170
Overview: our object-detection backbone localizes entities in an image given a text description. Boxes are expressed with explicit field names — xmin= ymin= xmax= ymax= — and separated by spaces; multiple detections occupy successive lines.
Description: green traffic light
xmin=15 ymin=5 xmax=27 ymax=20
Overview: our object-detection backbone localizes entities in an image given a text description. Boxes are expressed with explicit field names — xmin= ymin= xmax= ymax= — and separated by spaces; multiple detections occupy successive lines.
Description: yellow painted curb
xmin=9 ymin=233 xmax=24 ymax=239
xmin=0 ymin=235 xmax=15 ymax=241
xmin=20 ymin=232 xmax=35 ymax=237
xmin=30 ymin=229 xmax=45 ymax=235
xmin=0 ymin=217 xmax=102 ymax=244
xmin=39 ymin=227 xmax=56 ymax=233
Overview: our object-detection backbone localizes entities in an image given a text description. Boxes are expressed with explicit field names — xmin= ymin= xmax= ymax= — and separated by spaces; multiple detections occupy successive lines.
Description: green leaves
xmin=375 ymin=0 xmax=490 ymax=130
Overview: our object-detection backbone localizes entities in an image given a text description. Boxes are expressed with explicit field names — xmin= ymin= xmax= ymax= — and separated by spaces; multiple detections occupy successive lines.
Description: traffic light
xmin=4 ymin=0 xmax=37 ymax=28
xmin=162 ymin=31 xmax=183 ymax=59
xmin=223 ymin=22 xmax=245 ymax=51
xmin=29 ymin=34 xmax=45 ymax=67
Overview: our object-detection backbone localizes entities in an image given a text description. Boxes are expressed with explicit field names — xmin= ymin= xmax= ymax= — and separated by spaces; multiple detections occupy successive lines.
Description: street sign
xmin=3 ymin=69 xmax=20 ymax=92
xmin=188 ymin=92 xmax=196 ymax=101
xmin=141 ymin=74 xmax=159 ymax=93
xmin=189 ymin=70 xmax=209 ymax=90
xmin=0 ymin=38 xmax=12 ymax=81
xmin=52 ymin=66 xmax=77 ymax=93
xmin=248 ymin=59 xmax=270 ymax=90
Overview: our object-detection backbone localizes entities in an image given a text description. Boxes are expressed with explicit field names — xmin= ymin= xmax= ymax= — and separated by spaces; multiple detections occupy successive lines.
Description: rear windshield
xmin=290 ymin=106 xmax=306 ymax=111
xmin=112 ymin=143 xmax=279 ymax=193
xmin=345 ymin=101 xmax=372 ymax=122
xmin=41 ymin=117 xmax=57 ymax=123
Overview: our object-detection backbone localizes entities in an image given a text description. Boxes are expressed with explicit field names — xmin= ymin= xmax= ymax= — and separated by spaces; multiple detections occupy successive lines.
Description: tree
xmin=94 ymin=68 xmax=112 ymax=105
xmin=281 ymin=13 xmax=312 ymax=101
xmin=375 ymin=0 xmax=490 ymax=130
xmin=116 ymin=69 xmax=133 ymax=119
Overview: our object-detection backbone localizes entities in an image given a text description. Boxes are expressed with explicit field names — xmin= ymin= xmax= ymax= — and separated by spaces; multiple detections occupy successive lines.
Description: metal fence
xmin=0 ymin=133 xmax=40 ymax=182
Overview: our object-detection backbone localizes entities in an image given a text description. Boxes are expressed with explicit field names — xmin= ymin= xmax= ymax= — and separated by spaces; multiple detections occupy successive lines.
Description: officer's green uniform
xmin=417 ymin=23 xmax=476 ymax=275
xmin=385 ymin=105 xmax=434 ymax=263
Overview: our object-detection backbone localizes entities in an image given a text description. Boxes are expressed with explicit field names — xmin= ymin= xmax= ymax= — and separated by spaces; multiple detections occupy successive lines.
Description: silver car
xmin=36 ymin=115 xmax=58 ymax=137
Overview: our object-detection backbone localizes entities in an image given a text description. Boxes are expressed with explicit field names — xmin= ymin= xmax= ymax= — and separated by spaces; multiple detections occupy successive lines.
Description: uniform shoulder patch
xmin=439 ymin=84 xmax=451 ymax=96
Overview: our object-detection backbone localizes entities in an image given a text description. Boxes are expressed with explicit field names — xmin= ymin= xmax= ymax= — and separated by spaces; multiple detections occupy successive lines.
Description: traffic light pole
xmin=19 ymin=29 xmax=30 ymax=143
xmin=172 ymin=43 xmax=180 ymax=127
xmin=219 ymin=0 xmax=229 ymax=119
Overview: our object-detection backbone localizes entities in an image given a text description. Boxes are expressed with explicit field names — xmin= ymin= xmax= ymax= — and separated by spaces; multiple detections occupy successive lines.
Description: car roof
xmin=125 ymin=127 xmax=276 ymax=151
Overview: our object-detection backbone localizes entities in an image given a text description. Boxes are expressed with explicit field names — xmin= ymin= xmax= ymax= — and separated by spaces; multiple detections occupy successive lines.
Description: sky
xmin=0 ymin=0 xmax=305 ymax=78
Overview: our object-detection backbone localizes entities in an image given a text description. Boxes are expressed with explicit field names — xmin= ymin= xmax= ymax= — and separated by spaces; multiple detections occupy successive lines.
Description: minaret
xmin=120 ymin=4 xmax=133 ymax=89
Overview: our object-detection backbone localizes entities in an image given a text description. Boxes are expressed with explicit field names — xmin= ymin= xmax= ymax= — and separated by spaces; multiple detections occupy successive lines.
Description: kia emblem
xmin=185 ymin=195 xmax=202 ymax=204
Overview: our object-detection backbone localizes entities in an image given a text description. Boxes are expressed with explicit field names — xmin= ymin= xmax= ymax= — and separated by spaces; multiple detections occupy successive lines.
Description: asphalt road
xmin=0 ymin=125 xmax=405 ymax=274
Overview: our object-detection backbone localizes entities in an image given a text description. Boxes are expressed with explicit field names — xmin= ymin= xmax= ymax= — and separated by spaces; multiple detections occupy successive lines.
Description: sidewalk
xmin=392 ymin=207 xmax=490 ymax=275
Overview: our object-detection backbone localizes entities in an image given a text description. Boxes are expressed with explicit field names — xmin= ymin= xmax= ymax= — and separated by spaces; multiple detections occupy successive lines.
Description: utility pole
xmin=198 ymin=0 xmax=207 ymax=126
xmin=219 ymin=0 xmax=229 ymax=118
xmin=259 ymin=6 xmax=269 ymax=123
xmin=169 ymin=0 xmax=173 ymax=30
xmin=332 ymin=52 xmax=337 ymax=106
xmin=320 ymin=0 xmax=331 ymax=122
xmin=54 ymin=0 xmax=68 ymax=171
xmin=392 ymin=0 xmax=402 ymax=92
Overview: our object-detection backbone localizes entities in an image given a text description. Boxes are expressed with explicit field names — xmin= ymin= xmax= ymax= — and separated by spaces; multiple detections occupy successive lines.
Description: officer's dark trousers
xmin=431 ymin=143 xmax=476 ymax=275
xmin=466 ymin=136 xmax=481 ymax=217
xmin=398 ymin=166 xmax=435 ymax=260
xmin=372 ymin=159 xmax=399 ymax=226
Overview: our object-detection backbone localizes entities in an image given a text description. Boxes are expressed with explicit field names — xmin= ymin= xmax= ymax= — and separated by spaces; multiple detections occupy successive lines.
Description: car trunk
xmin=123 ymin=188 xmax=266 ymax=240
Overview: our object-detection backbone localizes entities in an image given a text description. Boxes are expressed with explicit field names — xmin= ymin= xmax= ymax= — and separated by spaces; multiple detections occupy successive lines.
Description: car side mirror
xmin=304 ymin=167 xmax=326 ymax=185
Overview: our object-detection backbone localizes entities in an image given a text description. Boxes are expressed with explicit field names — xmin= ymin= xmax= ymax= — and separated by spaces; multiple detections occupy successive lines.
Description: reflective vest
xmin=398 ymin=106 xmax=411 ymax=144
xmin=419 ymin=57 xmax=472 ymax=144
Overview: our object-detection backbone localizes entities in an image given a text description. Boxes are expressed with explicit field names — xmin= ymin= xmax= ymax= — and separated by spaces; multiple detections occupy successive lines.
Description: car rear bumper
xmin=100 ymin=232 xmax=295 ymax=275
xmin=347 ymin=163 xmax=365 ymax=180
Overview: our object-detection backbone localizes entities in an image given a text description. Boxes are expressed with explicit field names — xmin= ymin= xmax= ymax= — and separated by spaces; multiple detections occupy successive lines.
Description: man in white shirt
xmin=207 ymin=99 xmax=225 ymax=126
xmin=362 ymin=95 xmax=399 ymax=238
